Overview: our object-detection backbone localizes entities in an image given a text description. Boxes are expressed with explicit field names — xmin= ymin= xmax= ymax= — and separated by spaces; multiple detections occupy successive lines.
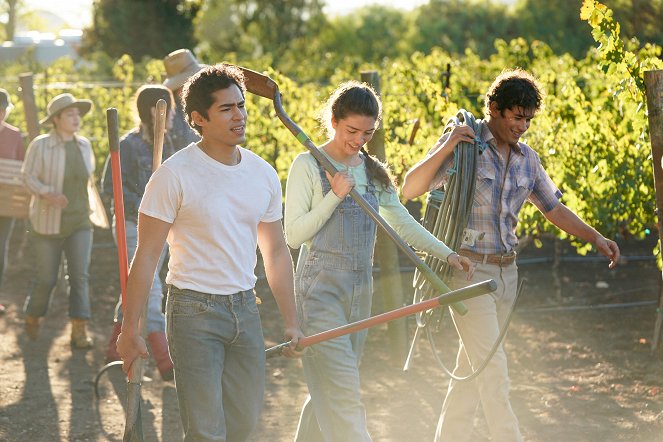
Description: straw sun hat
xmin=40 ymin=93 xmax=92 ymax=125
xmin=163 ymin=49 xmax=207 ymax=91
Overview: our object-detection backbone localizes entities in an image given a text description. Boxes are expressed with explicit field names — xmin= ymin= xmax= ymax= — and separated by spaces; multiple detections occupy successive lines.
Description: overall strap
xmin=315 ymin=158 xmax=332 ymax=195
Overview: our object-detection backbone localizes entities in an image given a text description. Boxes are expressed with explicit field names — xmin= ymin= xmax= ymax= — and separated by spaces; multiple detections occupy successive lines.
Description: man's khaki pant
xmin=435 ymin=261 xmax=524 ymax=442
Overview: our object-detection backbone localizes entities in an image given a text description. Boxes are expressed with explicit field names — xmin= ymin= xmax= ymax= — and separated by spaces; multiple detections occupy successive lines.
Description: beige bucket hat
xmin=163 ymin=49 xmax=207 ymax=91
xmin=40 ymin=93 xmax=92 ymax=125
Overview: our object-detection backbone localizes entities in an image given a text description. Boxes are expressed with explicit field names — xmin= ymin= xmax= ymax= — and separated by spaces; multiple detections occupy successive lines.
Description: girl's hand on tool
xmin=448 ymin=252 xmax=475 ymax=279
xmin=116 ymin=331 xmax=149 ymax=375
xmin=282 ymin=327 xmax=305 ymax=358
xmin=326 ymin=170 xmax=354 ymax=199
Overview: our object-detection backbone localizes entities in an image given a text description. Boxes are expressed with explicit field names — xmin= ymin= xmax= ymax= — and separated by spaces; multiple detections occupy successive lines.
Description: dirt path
xmin=1 ymin=227 xmax=663 ymax=441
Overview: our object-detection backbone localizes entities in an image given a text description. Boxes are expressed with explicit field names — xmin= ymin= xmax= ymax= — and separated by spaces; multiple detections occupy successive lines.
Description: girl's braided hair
xmin=320 ymin=81 xmax=395 ymax=190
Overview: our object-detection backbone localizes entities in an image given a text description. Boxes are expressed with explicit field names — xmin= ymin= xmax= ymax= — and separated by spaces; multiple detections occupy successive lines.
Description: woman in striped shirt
xmin=21 ymin=93 xmax=108 ymax=349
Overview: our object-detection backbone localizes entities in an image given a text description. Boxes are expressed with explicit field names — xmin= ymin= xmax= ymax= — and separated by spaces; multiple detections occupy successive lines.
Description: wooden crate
xmin=0 ymin=158 xmax=30 ymax=218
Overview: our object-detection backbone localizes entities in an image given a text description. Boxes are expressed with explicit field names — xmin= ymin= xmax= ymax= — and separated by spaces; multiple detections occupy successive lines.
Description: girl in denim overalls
xmin=285 ymin=82 xmax=472 ymax=441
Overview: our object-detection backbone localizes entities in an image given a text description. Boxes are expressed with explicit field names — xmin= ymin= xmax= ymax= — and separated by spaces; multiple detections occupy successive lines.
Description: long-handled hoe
xmin=266 ymin=280 xmax=496 ymax=357
xmin=96 ymin=101 xmax=167 ymax=441
xmin=93 ymin=108 xmax=130 ymax=395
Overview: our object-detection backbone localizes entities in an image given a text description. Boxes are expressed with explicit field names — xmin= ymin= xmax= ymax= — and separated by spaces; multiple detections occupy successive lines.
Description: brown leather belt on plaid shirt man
xmin=458 ymin=249 xmax=516 ymax=266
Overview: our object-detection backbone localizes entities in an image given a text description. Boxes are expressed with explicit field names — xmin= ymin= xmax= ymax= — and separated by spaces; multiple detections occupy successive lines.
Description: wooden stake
xmin=361 ymin=70 xmax=408 ymax=363
xmin=18 ymin=73 xmax=40 ymax=141
xmin=644 ymin=69 xmax=663 ymax=353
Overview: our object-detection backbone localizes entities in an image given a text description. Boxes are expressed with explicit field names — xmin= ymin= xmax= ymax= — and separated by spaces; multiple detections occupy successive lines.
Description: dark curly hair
xmin=484 ymin=68 xmax=544 ymax=117
xmin=321 ymin=81 xmax=395 ymax=191
xmin=181 ymin=63 xmax=246 ymax=135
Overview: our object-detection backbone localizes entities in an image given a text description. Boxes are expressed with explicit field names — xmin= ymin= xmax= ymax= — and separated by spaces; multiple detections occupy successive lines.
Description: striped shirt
xmin=21 ymin=132 xmax=108 ymax=235
xmin=430 ymin=121 xmax=561 ymax=255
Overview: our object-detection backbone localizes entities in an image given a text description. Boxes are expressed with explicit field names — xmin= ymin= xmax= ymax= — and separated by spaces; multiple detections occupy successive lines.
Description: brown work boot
xmin=25 ymin=315 xmax=40 ymax=340
xmin=104 ymin=322 xmax=123 ymax=363
xmin=147 ymin=331 xmax=174 ymax=381
xmin=70 ymin=318 xmax=94 ymax=349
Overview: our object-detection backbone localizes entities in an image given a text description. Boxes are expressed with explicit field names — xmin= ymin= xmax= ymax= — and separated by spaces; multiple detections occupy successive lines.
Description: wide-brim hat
xmin=163 ymin=48 xmax=207 ymax=91
xmin=40 ymin=93 xmax=92 ymax=125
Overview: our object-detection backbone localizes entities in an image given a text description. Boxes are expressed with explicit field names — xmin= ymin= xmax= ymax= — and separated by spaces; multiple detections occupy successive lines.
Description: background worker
xmin=101 ymin=84 xmax=176 ymax=380
xmin=21 ymin=93 xmax=109 ymax=348
xmin=163 ymin=48 xmax=204 ymax=151
xmin=0 ymin=88 xmax=25 ymax=314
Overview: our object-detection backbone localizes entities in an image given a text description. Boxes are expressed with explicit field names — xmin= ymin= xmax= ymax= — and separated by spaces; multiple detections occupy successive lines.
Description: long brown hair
xmin=321 ymin=81 xmax=395 ymax=190
xmin=135 ymin=85 xmax=175 ymax=142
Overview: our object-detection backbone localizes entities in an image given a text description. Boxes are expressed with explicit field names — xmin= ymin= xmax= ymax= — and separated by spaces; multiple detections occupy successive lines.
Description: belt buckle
xmin=500 ymin=252 xmax=515 ymax=266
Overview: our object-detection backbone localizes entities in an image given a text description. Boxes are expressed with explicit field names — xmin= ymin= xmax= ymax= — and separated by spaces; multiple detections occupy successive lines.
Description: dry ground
xmin=1 ymin=225 xmax=663 ymax=441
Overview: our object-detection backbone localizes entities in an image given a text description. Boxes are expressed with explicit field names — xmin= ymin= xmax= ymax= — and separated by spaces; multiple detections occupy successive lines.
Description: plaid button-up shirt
xmin=430 ymin=121 xmax=561 ymax=255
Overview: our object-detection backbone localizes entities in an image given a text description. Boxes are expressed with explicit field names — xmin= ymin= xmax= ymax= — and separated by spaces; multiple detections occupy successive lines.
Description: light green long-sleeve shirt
xmin=284 ymin=151 xmax=454 ymax=265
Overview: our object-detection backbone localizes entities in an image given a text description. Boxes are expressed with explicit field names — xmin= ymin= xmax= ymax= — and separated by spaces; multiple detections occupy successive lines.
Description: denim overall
xmin=295 ymin=159 xmax=378 ymax=442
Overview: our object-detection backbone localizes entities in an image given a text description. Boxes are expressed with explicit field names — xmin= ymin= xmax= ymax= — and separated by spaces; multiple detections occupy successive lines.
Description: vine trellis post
xmin=644 ymin=70 xmax=663 ymax=353
xmin=361 ymin=70 xmax=408 ymax=363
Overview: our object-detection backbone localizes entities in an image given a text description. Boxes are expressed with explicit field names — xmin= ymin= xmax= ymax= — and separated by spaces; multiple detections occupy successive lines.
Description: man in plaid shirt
xmin=402 ymin=69 xmax=620 ymax=442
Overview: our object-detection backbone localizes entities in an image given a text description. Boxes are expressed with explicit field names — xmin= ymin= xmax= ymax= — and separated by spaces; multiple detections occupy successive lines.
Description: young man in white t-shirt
xmin=117 ymin=63 xmax=304 ymax=441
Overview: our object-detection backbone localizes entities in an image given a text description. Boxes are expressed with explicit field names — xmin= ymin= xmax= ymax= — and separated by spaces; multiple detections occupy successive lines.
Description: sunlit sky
xmin=23 ymin=0 xmax=435 ymax=29
xmin=22 ymin=0 xmax=91 ymax=29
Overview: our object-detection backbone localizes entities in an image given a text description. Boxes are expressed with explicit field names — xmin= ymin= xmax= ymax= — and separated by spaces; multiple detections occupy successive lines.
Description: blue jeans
xmin=24 ymin=228 xmax=93 ymax=319
xmin=112 ymin=219 xmax=167 ymax=333
xmin=0 ymin=217 xmax=14 ymax=288
xmin=166 ymin=286 xmax=265 ymax=442
xmin=295 ymin=261 xmax=373 ymax=442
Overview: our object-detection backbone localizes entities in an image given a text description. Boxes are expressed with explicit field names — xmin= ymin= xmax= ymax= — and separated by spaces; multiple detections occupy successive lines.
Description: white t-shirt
xmin=139 ymin=144 xmax=283 ymax=294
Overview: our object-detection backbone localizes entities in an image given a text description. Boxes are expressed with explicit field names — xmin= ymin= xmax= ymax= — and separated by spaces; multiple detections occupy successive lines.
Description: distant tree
xmin=267 ymin=5 xmax=411 ymax=82
xmin=1 ymin=0 xmax=23 ymax=41
xmin=324 ymin=6 xmax=411 ymax=62
xmin=81 ymin=0 xmax=199 ymax=60
xmin=514 ymin=0 xmax=663 ymax=57
xmin=608 ymin=0 xmax=663 ymax=49
xmin=408 ymin=0 xmax=514 ymax=58
xmin=513 ymin=0 xmax=594 ymax=58
xmin=194 ymin=0 xmax=326 ymax=64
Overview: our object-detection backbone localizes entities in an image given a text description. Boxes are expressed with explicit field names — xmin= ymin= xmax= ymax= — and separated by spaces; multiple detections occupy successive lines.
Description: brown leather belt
xmin=459 ymin=249 xmax=516 ymax=266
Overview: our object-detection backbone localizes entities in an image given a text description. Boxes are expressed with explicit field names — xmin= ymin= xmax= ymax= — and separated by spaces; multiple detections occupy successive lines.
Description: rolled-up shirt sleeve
xmin=529 ymin=158 xmax=562 ymax=214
